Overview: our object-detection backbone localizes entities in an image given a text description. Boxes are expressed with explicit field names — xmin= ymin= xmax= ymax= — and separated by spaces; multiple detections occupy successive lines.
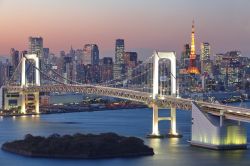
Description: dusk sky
xmin=0 ymin=0 xmax=250 ymax=59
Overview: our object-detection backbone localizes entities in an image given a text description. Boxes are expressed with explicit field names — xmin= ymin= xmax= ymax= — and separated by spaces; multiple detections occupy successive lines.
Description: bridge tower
xmin=149 ymin=51 xmax=181 ymax=138
xmin=20 ymin=54 xmax=40 ymax=114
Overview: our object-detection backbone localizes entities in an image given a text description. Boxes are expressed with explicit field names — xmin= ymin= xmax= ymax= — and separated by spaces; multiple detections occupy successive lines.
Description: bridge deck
xmin=3 ymin=85 xmax=250 ymax=122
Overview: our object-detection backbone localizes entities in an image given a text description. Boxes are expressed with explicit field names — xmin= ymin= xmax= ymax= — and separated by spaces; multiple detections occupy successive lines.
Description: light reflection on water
xmin=0 ymin=108 xmax=250 ymax=166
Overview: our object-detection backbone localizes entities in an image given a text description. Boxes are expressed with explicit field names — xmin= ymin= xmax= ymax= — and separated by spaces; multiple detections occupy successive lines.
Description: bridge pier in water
xmin=152 ymin=104 xmax=159 ymax=136
xmin=20 ymin=54 xmax=40 ymax=114
xmin=148 ymin=104 xmax=182 ymax=138
xmin=169 ymin=107 xmax=177 ymax=136
xmin=148 ymin=51 xmax=181 ymax=138
xmin=20 ymin=92 xmax=26 ymax=114
xmin=1 ymin=54 xmax=40 ymax=114
xmin=191 ymin=102 xmax=247 ymax=150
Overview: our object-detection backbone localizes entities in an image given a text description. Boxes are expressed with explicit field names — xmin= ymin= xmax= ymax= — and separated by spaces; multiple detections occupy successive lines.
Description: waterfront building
xmin=40 ymin=95 xmax=50 ymax=106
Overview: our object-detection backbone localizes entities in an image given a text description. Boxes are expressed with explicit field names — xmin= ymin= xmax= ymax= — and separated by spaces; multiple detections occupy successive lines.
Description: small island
xmin=1 ymin=133 xmax=154 ymax=159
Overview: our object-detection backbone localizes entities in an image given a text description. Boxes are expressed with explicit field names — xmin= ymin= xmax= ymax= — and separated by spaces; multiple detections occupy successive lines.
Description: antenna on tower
xmin=192 ymin=19 xmax=195 ymax=32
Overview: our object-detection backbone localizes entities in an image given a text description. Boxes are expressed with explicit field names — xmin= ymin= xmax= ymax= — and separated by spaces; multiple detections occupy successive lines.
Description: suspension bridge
xmin=1 ymin=51 xmax=250 ymax=150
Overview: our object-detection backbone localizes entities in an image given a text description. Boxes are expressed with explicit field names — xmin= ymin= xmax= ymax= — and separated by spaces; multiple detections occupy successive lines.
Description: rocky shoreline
xmin=2 ymin=133 xmax=154 ymax=159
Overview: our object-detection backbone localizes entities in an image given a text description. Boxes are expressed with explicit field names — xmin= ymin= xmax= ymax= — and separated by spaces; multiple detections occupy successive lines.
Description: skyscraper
xmin=28 ymin=37 xmax=43 ymax=59
xmin=201 ymin=42 xmax=211 ymax=61
xmin=201 ymin=42 xmax=212 ymax=77
xmin=180 ymin=44 xmax=190 ymax=69
xmin=123 ymin=52 xmax=138 ymax=80
xmin=115 ymin=39 xmax=125 ymax=64
xmin=100 ymin=57 xmax=113 ymax=82
xmin=187 ymin=21 xmax=200 ymax=75
xmin=113 ymin=39 xmax=125 ymax=80
xmin=123 ymin=52 xmax=137 ymax=67
xmin=83 ymin=44 xmax=99 ymax=65
xmin=10 ymin=48 xmax=19 ymax=69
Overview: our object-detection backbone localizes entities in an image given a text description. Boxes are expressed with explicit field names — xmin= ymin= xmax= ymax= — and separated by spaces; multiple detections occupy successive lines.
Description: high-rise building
xmin=99 ymin=57 xmax=113 ymax=82
xmin=28 ymin=37 xmax=43 ymax=59
xmin=10 ymin=48 xmax=19 ymax=69
xmin=187 ymin=21 xmax=200 ymax=75
xmin=83 ymin=44 xmax=99 ymax=65
xmin=180 ymin=44 xmax=190 ymax=69
xmin=201 ymin=42 xmax=211 ymax=61
xmin=123 ymin=52 xmax=137 ymax=67
xmin=63 ymin=56 xmax=77 ymax=84
xmin=201 ymin=42 xmax=212 ymax=77
xmin=43 ymin=48 xmax=50 ymax=59
xmin=123 ymin=52 xmax=138 ymax=80
xmin=115 ymin=39 xmax=125 ymax=64
xmin=113 ymin=39 xmax=125 ymax=80
xmin=213 ymin=51 xmax=245 ymax=90
xmin=75 ymin=49 xmax=84 ymax=64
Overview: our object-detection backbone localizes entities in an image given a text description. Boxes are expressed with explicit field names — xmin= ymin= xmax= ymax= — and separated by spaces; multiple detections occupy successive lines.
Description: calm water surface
xmin=0 ymin=102 xmax=250 ymax=166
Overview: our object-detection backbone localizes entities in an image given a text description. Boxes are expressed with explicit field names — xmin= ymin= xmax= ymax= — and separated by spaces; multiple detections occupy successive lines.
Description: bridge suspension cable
xmin=22 ymin=55 xmax=67 ymax=85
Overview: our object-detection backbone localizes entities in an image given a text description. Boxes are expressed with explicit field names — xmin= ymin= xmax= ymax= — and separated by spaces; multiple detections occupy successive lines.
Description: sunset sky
xmin=0 ymin=0 xmax=250 ymax=59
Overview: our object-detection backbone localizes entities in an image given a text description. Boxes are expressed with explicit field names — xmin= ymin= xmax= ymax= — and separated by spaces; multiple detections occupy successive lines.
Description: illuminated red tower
xmin=187 ymin=21 xmax=200 ymax=74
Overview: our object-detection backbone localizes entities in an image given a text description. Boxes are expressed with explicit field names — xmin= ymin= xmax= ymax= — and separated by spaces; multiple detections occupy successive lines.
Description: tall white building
xmin=201 ymin=42 xmax=211 ymax=61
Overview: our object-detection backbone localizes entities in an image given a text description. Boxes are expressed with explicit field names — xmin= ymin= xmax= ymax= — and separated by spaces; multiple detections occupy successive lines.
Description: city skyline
xmin=1 ymin=1 xmax=250 ymax=165
xmin=0 ymin=0 xmax=250 ymax=58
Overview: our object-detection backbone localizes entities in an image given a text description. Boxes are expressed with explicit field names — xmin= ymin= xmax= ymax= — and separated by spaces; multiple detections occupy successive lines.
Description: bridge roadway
xmin=3 ymin=84 xmax=250 ymax=122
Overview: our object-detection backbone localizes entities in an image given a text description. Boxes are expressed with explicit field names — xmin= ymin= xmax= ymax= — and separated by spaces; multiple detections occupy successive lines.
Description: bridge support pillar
xmin=34 ymin=92 xmax=39 ymax=114
xmin=147 ymin=104 xmax=164 ymax=138
xmin=170 ymin=107 xmax=177 ymax=135
xmin=20 ymin=54 xmax=40 ymax=114
xmin=165 ymin=107 xmax=182 ymax=138
xmin=191 ymin=102 xmax=247 ymax=150
xmin=147 ymin=51 xmax=181 ymax=138
xmin=152 ymin=104 xmax=159 ymax=136
xmin=20 ymin=92 xmax=26 ymax=114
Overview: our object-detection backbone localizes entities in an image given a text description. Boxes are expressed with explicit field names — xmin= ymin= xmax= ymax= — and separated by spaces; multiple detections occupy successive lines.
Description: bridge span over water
xmin=1 ymin=52 xmax=250 ymax=150
xmin=4 ymin=84 xmax=250 ymax=123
